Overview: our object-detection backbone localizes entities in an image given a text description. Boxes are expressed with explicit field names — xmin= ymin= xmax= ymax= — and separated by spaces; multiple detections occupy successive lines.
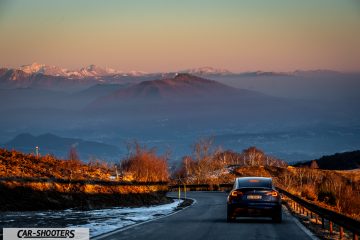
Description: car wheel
xmin=227 ymin=206 xmax=235 ymax=222
xmin=272 ymin=210 xmax=282 ymax=223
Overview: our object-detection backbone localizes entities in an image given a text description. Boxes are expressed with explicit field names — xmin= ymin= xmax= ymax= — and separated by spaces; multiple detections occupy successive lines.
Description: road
xmin=96 ymin=192 xmax=313 ymax=240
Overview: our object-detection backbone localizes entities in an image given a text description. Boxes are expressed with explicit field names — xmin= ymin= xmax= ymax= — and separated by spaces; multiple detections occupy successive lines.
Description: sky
xmin=0 ymin=0 xmax=360 ymax=72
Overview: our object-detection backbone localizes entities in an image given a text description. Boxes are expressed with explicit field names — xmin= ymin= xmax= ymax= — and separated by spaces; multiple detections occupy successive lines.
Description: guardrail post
xmin=184 ymin=184 xmax=187 ymax=200
xmin=277 ymin=187 xmax=360 ymax=240
xmin=339 ymin=227 xmax=343 ymax=239
xmin=329 ymin=221 xmax=333 ymax=234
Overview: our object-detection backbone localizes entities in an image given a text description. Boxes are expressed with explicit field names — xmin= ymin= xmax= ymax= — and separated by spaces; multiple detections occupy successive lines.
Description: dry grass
xmin=232 ymin=166 xmax=360 ymax=220
xmin=0 ymin=148 xmax=167 ymax=195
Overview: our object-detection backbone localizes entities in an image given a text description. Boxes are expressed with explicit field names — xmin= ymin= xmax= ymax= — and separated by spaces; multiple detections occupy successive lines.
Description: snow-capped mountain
xmin=77 ymin=64 xmax=123 ymax=77
xmin=19 ymin=63 xmax=70 ymax=77
xmin=17 ymin=63 xmax=125 ymax=78
xmin=0 ymin=63 xmax=158 ymax=90
xmin=182 ymin=66 xmax=232 ymax=75
xmin=4 ymin=63 xmax=236 ymax=80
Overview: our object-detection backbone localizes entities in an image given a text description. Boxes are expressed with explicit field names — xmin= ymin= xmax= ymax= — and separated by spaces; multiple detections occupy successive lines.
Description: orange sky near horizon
xmin=0 ymin=0 xmax=360 ymax=72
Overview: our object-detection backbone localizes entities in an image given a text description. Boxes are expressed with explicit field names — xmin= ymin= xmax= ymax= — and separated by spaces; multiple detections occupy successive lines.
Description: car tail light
xmin=230 ymin=190 xmax=243 ymax=197
xmin=266 ymin=191 xmax=279 ymax=197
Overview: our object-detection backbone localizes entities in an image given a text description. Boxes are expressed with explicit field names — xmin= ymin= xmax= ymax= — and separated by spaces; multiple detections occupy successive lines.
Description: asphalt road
xmin=97 ymin=192 xmax=313 ymax=240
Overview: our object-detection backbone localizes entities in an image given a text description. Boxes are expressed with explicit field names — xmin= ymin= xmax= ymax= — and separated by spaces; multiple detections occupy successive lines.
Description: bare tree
xmin=310 ymin=160 xmax=319 ymax=169
xmin=119 ymin=141 xmax=169 ymax=182
xmin=243 ymin=147 xmax=264 ymax=166
xmin=68 ymin=146 xmax=80 ymax=162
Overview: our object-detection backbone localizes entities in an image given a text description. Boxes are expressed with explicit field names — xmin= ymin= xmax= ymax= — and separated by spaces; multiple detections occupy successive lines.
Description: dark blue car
xmin=227 ymin=177 xmax=282 ymax=222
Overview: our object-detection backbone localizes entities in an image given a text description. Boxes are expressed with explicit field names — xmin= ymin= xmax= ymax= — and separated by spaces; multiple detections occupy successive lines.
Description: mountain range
xmin=0 ymin=63 xmax=360 ymax=162
xmin=0 ymin=63 xmax=158 ymax=90
xmin=2 ymin=133 xmax=121 ymax=161
xmin=17 ymin=62 xmax=139 ymax=78
xmin=2 ymin=63 xmax=233 ymax=79
xmin=0 ymin=63 xmax=305 ymax=91
xmin=2 ymin=63 xmax=359 ymax=102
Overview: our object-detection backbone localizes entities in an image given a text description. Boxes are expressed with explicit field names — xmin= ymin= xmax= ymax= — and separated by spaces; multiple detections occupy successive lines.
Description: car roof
xmin=236 ymin=177 xmax=272 ymax=181
xmin=234 ymin=177 xmax=273 ymax=189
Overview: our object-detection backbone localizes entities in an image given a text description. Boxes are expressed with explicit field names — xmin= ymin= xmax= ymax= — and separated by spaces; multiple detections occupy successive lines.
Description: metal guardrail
xmin=0 ymin=177 xmax=168 ymax=186
xmin=170 ymin=183 xmax=360 ymax=239
xmin=168 ymin=183 xmax=233 ymax=191
xmin=277 ymin=187 xmax=360 ymax=239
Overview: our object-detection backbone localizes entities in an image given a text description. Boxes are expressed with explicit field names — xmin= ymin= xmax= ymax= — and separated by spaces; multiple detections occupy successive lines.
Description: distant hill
xmin=3 ymin=133 xmax=121 ymax=162
xmin=86 ymin=73 xmax=326 ymax=138
xmin=294 ymin=150 xmax=360 ymax=170
xmin=90 ymin=73 xmax=270 ymax=107
xmin=75 ymin=83 xmax=129 ymax=99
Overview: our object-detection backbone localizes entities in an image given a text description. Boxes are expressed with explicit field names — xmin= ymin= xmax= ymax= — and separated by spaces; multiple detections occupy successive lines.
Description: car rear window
xmin=237 ymin=178 xmax=272 ymax=188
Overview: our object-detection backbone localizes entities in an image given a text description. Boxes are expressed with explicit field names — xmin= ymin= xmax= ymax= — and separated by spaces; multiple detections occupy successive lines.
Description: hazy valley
xmin=1 ymin=64 xmax=360 ymax=163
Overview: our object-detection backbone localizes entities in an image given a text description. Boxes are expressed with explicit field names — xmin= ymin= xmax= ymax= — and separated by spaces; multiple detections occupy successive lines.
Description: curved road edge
xmin=282 ymin=205 xmax=320 ymax=240
xmin=93 ymin=197 xmax=197 ymax=240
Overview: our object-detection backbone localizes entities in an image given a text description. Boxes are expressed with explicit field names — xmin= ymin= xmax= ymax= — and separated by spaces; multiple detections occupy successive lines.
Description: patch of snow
xmin=72 ymin=199 xmax=182 ymax=237
xmin=0 ymin=199 xmax=183 ymax=238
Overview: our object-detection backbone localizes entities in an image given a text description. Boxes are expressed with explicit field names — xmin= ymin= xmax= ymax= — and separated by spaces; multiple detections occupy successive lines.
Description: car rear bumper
xmin=228 ymin=202 xmax=281 ymax=217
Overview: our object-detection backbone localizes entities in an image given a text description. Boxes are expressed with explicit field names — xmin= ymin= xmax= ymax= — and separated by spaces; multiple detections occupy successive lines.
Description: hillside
xmin=0 ymin=148 xmax=111 ymax=180
xmin=0 ymin=148 xmax=169 ymax=210
xmin=294 ymin=150 xmax=360 ymax=170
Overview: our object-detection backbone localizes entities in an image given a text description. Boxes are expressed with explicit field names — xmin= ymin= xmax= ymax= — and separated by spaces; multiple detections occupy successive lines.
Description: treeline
xmin=173 ymin=138 xmax=287 ymax=184
xmin=1 ymin=139 xmax=287 ymax=185
xmin=294 ymin=150 xmax=360 ymax=170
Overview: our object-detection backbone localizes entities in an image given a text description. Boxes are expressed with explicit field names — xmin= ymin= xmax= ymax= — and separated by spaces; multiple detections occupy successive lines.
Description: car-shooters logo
xmin=3 ymin=228 xmax=89 ymax=240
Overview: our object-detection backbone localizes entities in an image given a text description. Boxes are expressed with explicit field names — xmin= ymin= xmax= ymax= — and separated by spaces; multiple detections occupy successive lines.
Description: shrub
xmin=317 ymin=190 xmax=336 ymax=206
xmin=301 ymin=184 xmax=317 ymax=201
xmin=120 ymin=142 xmax=169 ymax=182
